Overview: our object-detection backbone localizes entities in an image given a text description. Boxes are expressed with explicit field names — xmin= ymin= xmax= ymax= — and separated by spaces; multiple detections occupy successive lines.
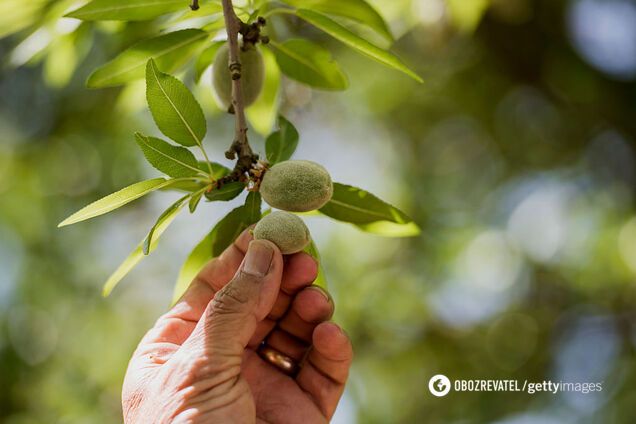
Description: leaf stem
xmin=192 ymin=184 xmax=210 ymax=198
xmin=197 ymin=144 xmax=214 ymax=177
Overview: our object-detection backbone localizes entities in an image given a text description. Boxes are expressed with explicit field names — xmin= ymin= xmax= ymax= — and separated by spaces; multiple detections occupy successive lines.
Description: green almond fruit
xmin=260 ymin=160 xmax=333 ymax=212
xmin=253 ymin=211 xmax=311 ymax=254
xmin=212 ymin=43 xmax=264 ymax=108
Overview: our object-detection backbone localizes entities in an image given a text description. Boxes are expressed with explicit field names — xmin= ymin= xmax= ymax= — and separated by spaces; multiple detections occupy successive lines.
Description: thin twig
xmin=220 ymin=0 xmax=257 ymax=182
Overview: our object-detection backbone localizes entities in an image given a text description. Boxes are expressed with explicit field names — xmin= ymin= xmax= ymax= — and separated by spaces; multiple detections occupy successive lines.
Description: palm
xmin=242 ymin=350 xmax=325 ymax=424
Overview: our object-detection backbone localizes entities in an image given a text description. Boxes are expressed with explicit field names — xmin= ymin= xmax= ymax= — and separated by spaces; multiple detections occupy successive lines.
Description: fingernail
xmin=307 ymin=286 xmax=331 ymax=303
xmin=242 ymin=240 xmax=274 ymax=277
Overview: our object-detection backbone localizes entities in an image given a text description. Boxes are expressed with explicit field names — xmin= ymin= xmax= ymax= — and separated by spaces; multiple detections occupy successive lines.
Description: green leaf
xmin=319 ymin=183 xmax=414 ymax=224
xmin=210 ymin=207 xmax=248 ymax=257
xmin=59 ymin=178 xmax=176 ymax=227
xmin=195 ymin=41 xmax=224 ymax=83
xmin=447 ymin=0 xmax=490 ymax=33
xmin=143 ymin=194 xmax=190 ymax=254
xmin=295 ymin=9 xmax=422 ymax=83
xmin=265 ymin=116 xmax=299 ymax=164
xmin=160 ymin=180 xmax=205 ymax=193
xmin=0 ymin=0 xmax=48 ymax=39
xmin=172 ymin=225 xmax=216 ymax=303
xmin=247 ymin=45 xmax=281 ymax=136
xmin=102 ymin=195 xmax=186 ymax=296
xmin=282 ymin=0 xmax=393 ymax=41
xmin=204 ymin=182 xmax=245 ymax=201
xmin=43 ymin=33 xmax=78 ymax=88
xmin=146 ymin=59 xmax=207 ymax=147
xmin=172 ymin=194 xmax=261 ymax=303
xmin=87 ymin=29 xmax=208 ymax=88
xmin=244 ymin=191 xmax=262 ymax=223
xmin=66 ymin=0 xmax=188 ymax=21
xmin=135 ymin=133 xmax=202 ymax=177
xmin=270 ymin=39 xmax=347 ymax=90
xmin=189 ymin=190 xmax=204 ymax=213
xmin=198 ymin=161 xmax=231 ymax=178
xmin=305 ymin=239 xmax=328 ymax=289
xmin=356 ymin=220 xmax=420 ymax=237
xmin=165 ymin=2 xmax=223 ymax=25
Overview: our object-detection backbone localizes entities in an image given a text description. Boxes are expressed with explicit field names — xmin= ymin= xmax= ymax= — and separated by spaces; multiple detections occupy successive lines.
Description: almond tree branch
xmin=220 ymin=0 xmax=258 ymax=184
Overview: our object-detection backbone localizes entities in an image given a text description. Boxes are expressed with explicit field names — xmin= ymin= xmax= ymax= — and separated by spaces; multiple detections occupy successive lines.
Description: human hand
xmin=122 ymin=228 xmax=353 ymax=423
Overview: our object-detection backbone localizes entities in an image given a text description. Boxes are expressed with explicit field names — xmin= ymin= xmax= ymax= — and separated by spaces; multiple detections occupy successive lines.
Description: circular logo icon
xmin=428 ymin=374 xmax=451 ymax=397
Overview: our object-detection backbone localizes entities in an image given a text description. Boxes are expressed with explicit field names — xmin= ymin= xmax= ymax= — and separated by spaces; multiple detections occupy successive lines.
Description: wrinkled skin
xmin=122 ymin=228 xmax=353 ymax=423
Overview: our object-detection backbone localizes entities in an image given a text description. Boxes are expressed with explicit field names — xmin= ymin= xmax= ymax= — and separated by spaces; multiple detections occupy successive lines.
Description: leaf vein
xmin=150 ymin=62 xmax=202 ymax=147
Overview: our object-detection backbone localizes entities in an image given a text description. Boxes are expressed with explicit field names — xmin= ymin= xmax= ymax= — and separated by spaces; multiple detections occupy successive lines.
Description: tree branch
xmin=220 ymin=0 xmax=258 ymax=185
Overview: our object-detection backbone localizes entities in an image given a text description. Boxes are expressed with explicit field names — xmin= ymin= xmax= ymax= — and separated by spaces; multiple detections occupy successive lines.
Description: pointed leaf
xmin=102 ymin=196 xmax=186 ymax=296
xmin=244 ymin=191 xmax=262 ymax=223
xmin=295 ymin=9 xmax=422 ymax=83
xmin=146 ymin=59 xmax=207 ymax=147
xmin=265 ymin=116 xmax=299 ymax=164
xmin=319 ymin=183 xmax=413 ymax=224
xmin=172 ymin=225 xmax=216 ymax=303
xmin=143 ymin=194 xmax=189 ymax=254
xmin=305 ymin=239 xmax=328 ymax=289
xmin=87 ymin=29 xmax=208 ymax=88
xmin=195 ymin=41 xmax=224 ymax=83
xmin=356 ymin=220 xmax=420 ymax=237
xmin=209 ymin=207 xmax=248 ymax=257
xmin=204 ymin=181 xmax=245 ymax=201
xmin=173 ymin=193 xmax=261 ymax=302
xmin=171 ymin=194 xmax=259 ymax=302
xmin=281 ymin=0 xmax=393 ymax=41
xmin=135 ymin=133 xmax=202 ymax=177
xmin=189 ymin=190 xmax=204 ymax=212
xmin=66 ymin=0 xmax=188 ymax=21
xmin=59 ymin=178 xmax=173 ymax=227
xmin=247 ymin=45 xmax=281 ymax=136
xmin=271 ymin=39 xmax=347 ymax=90
xmin=0 ymin=0 xmax=48 ymax=39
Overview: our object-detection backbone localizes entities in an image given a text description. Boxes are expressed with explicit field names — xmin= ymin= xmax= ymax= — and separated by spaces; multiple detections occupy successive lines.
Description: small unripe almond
xmin=212 ymin=44 xmax=264 ymax=108
xmin=253 ymin=211 xmax=311 ymax=254
xmin=260 ymin=160 xmax=333 ymax=212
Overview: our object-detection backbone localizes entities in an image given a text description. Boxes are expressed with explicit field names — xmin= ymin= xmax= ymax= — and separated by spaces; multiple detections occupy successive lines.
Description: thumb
xmin=183 ymin=239 xmax=283 ymax=357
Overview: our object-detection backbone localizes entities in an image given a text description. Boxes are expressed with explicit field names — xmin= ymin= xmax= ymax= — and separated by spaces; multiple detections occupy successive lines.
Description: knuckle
xmin=210 ymin=275 xmax=258 ymax=314
xmin=180 ymin=354 xmax=217 ymax=384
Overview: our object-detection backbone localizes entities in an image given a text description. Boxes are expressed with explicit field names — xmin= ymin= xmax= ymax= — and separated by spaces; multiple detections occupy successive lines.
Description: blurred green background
xmin=2 ymin=0 xmax=636 ymax=422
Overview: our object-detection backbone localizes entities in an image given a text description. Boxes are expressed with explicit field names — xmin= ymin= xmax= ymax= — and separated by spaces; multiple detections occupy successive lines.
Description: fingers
xmin=278 ymin=286 xmax=333 ymax=341
xmin=170 ymin=229 xmax=254 ymax=323
xmin=247 ymin=253 xmax=318 ymax=348
xmin=139 ymin=228 xmax=318 ymax=351
xmin=138 ymin=229 xmax=254 ymax=349
xmin=255 ymin=285 xmax=333 ymax=386
xmin=181 ymin=239 xmax=284 ymax=357
xmin=296 ymin=322 xmax=353 ymax=420
xmin=262 ymin=286 xmax=333 ymax=360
